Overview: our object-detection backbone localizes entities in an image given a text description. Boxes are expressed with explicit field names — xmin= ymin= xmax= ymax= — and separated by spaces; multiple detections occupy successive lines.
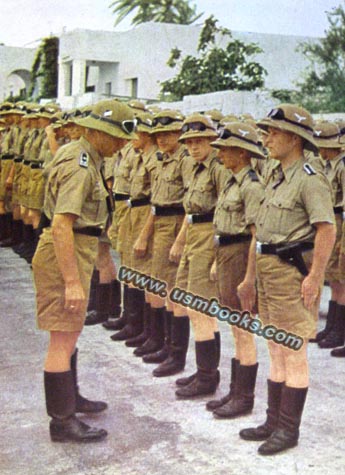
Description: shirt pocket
xmin=267 ymin=195 xmax=297 ymax=236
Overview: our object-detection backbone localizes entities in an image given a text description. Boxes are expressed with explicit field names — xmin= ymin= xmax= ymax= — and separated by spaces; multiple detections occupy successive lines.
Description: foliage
xmin=296 ymin=2 xmax=345 ymax=113
xmin=29 ymin=36 xmax=59 ymax=100
xmin=160 ymin=15 xmax=266 ymax=101
xmin=109 ymin=0 xmax=202 ymax=27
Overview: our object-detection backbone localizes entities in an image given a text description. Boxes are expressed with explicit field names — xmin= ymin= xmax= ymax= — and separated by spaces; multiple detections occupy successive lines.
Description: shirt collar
xmin=281 ymin=157 xmax=304 ymax=184
xmin=233 ymin=165 xmax=252 ymax=185
xmin=79 ymin=136 xmax=102 ymax=170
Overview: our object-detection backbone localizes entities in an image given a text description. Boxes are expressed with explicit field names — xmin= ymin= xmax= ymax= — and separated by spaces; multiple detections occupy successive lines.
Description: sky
xmin=0 ymin=0 xmax=342 ymax=48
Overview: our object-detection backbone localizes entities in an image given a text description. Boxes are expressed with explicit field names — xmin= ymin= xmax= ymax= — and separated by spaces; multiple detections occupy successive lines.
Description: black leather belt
xmin=1 ymin=153 xmax=14 ymax=160
xmin=74 ymin=227 xmax=102 ymax=237
xmin=152 ymin=206 xmax=185 ymax=216
xmin=113 ymin=193 xmax=130 ymax=201
xmin=214 ymin=234 xmax=251 ymax=247
xmin=14 ymin=157 xmax=23 ymax=163
xmin=30 ymin=162 xmax=44 ymax=169
xmin=23 ymin=160 xmax=31 ymax=165
xmin=39 ymin=214 xmax=102 ymax=237
xmin=127 ymin=197 xmax=151 ymax=208
xmin=256 ymin=241 xmax=314 ymax=255
xmin=334 ymin=207 xmax=343 ymax=215
xmin=187 ymin=212 xmax=214 ymax=224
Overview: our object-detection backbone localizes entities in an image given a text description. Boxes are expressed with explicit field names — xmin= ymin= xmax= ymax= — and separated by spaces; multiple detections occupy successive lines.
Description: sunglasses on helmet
xmin=152 ymin=116 xmax=183 ymax=127
xmin=267 ymin=108 xmax=313 ymax=132
xmin=217 ymin=128 xmax=258 ymax=146
xmin=181 ymin=121 xmax=215 ymax=133
xmin=91 ymin=113 xmax=137 ymax=135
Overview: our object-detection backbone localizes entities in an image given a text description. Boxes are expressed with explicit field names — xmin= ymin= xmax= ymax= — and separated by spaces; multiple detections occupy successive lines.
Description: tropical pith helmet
xmin=150 ymin=109 xmax=184 ymax=135
xmin=313 ymin=121 xmax=342 ymax=149
xmin=179 ymin=113 xmax=218 ymax=142
xmin=211 ymin=121 xmax=266 ymax=159
xmin=135 ymin=111 xmax=153 ymax=133
xmin=257 ymin=103 xmax=317 ymax=152
xmin=74 ymin=100 xmax=137 ymax=139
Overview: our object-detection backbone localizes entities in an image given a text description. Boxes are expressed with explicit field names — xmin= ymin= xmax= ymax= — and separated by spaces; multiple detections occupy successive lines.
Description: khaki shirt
xmin=183 ymin=151 xmax=229 ymax=214
xmin=309 ymin=152 xmax=345 ymax=208
xmin=23 ymin=129 xmax=39 ymax=161
xmin=256 ymin=157 xmax=335 ymax=244
xmin=29 ymin=129 xmax=46 ymax=162
xmin=113 ymin=142 xmax=136 ymax=195
xmin=15 ymin=127 xmax=29 ymax=156
xmin=260 ymin=157 xmax=280 ymax=187
xmin=0 ymin=127 xmax=15 ymax=155
xmin=129 ymin=144 xmax=158 ymax=200
xmin=151 ymin=145 xmax=193 ymax=207
xmin=44 ymin=137 xmax=108 ymax=229
xmin=214 ymin=165 xmax=265 ymax=235
xmin=38 ymin=137 xmax=54 ymax=166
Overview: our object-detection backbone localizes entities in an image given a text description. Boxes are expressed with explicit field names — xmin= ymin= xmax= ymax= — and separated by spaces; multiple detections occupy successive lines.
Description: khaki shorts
xmin=326 ymin=214 xmax=344 ymax=282
xmin=175 ymin=222 xmax=216 ymax=300
xmin=19 ymin=162 xmax=31 ymax=207
xmin=32 ymin=228 xmax=98 ymax=332
xmin=108 ymin=200 xmax=129 ymax=252
xmin=28 ymin=167 xmax=45 ymax=210
xmin=256 ymin=254 xmax=319 ymax=339
xmin=151 ymin=214 xmax=184 ymax=289
xmin=216 ymin=241 xmax=250 ymax=310
xmin=0 ymin=159 xmax=13 ymax=201
xmin=11 ymin=161 xmax=22 ymax=205
xmin=129 ymin=205 xmax=153 ymax=275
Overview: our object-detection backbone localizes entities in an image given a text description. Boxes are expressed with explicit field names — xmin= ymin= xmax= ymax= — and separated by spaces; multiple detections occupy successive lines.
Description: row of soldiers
xmin=1 ymin=98 xmax=345 ymax=453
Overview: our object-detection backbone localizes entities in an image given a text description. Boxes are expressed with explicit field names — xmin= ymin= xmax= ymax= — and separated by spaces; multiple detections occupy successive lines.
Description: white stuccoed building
xmin=1 ymin=22 xmax=318 ymax=116
xmin=57 ymin=22 xmax=317 ymax=115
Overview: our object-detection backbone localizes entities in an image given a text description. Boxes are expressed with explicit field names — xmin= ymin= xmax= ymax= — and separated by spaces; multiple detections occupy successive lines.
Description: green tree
xmin=296 ymin=2 xmax=345 ymax=113
xmin=29 ymin=36 xmax=59 ymax=100
xmin=160 ymin=16 xmax=266 ymax=101
xmin=109 ymin=0 xmax=202 ymax=27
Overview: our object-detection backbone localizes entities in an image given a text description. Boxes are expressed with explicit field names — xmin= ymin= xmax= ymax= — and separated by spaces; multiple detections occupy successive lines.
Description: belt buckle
xmin=256 ymin=241 xmax=263 ymax=254
xmin=151 ymin=206 xmax=156 ymax=216
xmin=342 ymin=211 xmax=345 ymax=221
xmin=214 ymin=235 xmax=220 ymax=247
xmin=187 ymin=214 xmax=193 ymax=224
xmin=126 ymin=199 xmax=132 ymax=208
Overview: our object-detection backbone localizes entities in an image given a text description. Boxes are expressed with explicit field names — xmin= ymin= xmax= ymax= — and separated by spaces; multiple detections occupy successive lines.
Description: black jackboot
xmin=70 ymin=349 xmax=107 ymax=413
xmin=318 ymin=303 xmax=345 ymax=349
xmin=98 ymin=279 xmax=122 ymax=327
xmin=153 ymin=316 xmax=190 ymax=377
xmin=310 ymin=300 xmax=337 ymax=343
xmin=258 ymin=385 xmax=308 ymax=455
xmin=175 ymin=331 xmax=220 ymax=387
xmin=0 ymin=214 xmax=7 ymax=241
xmin=143 ymin=310 xmax=172 ymax=363
xmin=103 ymin=284 xmax=128 ymax=330
xmin=86 ymin=269 xmax=100 ymax=314
xmin=125 ymin=302 xmax=151 ymax=347
xmin=240 ymin=380 xmax=283 ymax=441
xmin=44 ymin=370 xmax=107 ymax=443
xmin=85 ymin=283 xmax=112 ymax=326
xmin=206 ymin=358 xmax=239 ymax=411
xmin=110 ymin=288 xmax=145 ymax=341
xmin=133 ymin=307 xmax=165 ymax=356
xmin=175 ymin=339 xmax=218 ymax=399
xmin=213 ymin=363 xmax=258 ymax=418
xmin=13 ymin=223 xmax=32 ymax=254
xmin=0 ymin=219 xmax=23 ymax=247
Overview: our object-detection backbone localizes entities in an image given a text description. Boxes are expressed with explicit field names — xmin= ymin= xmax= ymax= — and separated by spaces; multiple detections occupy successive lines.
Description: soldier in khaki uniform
xmin=205 ymin=122 xmax=265 ymax=418
xmin=0 ymin=103 xmax=24 ymax=241
xmin=120 ymin=111 xmax=159 ymax=348
xmin=309 ymin=121 xmax=345 ymax=354
xmin=164 ymin=113 xmax=228 ymax=396
xmin=32 ymin=100 xmax=136 ymax=443
xmin=240 ymin=104 xmax=336 ymax=455
xmin=133 ymin=110 xmax=193 ymax=365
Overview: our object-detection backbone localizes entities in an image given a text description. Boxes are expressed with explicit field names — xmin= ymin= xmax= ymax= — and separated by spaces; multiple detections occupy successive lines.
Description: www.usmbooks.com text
xmin=118 ymin=266 xmax=304 ymax=351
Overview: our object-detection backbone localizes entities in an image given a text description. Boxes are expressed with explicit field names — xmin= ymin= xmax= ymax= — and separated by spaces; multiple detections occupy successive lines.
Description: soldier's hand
xmin=237 ymin=280 xmax=256 ymax=312
xmin=210 ymin=260 xmax=217 ymax=281
xmin=5 ymin=176 xmax=13 ymax=191
xmin=301 ymin=274 xmax=319 ymax=310
xmin=169 ymin=240 xmax=184 ymax=263
xmin=64 ymin=281 xmax=86 ymax=314
xmin=134 ymin=236 xmax=148 ymax=258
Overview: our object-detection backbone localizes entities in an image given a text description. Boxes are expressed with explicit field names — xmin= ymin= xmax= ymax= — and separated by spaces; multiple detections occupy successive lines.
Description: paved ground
xmin=1 ymin=247 xmax=345 ymax=475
